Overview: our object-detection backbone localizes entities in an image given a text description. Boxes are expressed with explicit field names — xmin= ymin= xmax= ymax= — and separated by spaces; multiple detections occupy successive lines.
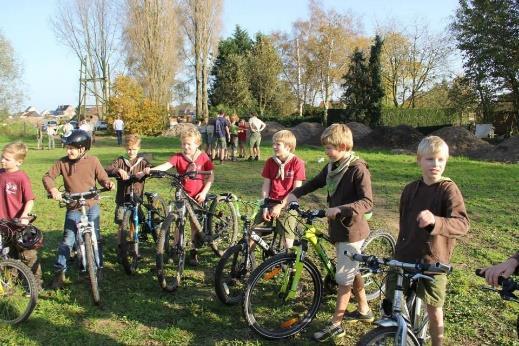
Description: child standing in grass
xmin=105 ymin=134 xmax=151 ymax=250
xmin=253 ymin=130 xmax=306 ymax=249
xmin=287 ymin=123 xmax=374 ymax=342
xmin=144 ymin=127 xmax=214 ymax=266
xmin=386 ymin=135 xmax=469 ymax=346
xmin=0 ymin=142 xmax=41 ymax=290
xmin=43 ymin=129 xmax=114 ymax=289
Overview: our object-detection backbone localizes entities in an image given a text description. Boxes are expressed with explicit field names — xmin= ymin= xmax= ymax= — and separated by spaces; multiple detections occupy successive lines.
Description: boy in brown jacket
xmin=43 ymin=130 xmax=114 ymax=289
xmin=389 ymin=135 xmax=469 ymax=346
xmin=287 ymin=124 xmax=374 ymax=342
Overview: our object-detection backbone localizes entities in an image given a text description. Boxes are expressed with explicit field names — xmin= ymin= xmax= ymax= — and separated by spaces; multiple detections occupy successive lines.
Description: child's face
xmin=1 ymin=152 xmax=21 ymax=172
xmin=418 ymin=148 xmax=448 ymax=185
xmin=126 ymin=144 xmax=140 ymax=160
xmin=66 ymin=145 xmax=84 ymax=160
xmin=272 ymin=141 xmax=291 ymax=159
xmin=181 ymin=137 xmax=200 ymax=156
xmin=324 ymin=144 xmax=348 ymax=162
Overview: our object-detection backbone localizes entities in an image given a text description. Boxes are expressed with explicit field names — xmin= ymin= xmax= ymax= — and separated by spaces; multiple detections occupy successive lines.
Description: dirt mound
xmin=162 ymin=123 xmax=196 ymax=137
xmin=261 ymin=121 xmax=286 ymax=140
xmin=474 ymin=136 xmax=519 ymax=163
xmin=358 ymin=125 xmax=424 ymax=149
xmin=290 ymin=122 xmax=324 ymax=146
xmin=346 ymin=122 xmax=372 ymax=141
xmin=429 ymin=126 xmax=493 ymax=157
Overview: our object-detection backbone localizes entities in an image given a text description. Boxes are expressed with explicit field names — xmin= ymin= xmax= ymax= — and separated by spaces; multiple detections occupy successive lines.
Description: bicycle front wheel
xmin=357 ymin=326 xmax=420 ymax=346
xmin=208 ymin=195 xmax=239 ymax=257
xmin=243 ymin=253 xmax=323 ymax=340
xmin=409 ymin=294 xmax=430 ymax=345
xmin=120 ymin=209 xmax=138 ymax=275
xmin=361 ymin=230 xmax=396 ymax=301
xmin=150 ymin=195 xmax=167 ymax=242
xmin=0 ymin=259 xmax=37 ymax=324
xmin=214 ymin=242 xmax=255 ymax=305
xmin=84 ymin=232 xmax=101 ymax=305
xmin=156 ymin=213 xmax=184 ymax=292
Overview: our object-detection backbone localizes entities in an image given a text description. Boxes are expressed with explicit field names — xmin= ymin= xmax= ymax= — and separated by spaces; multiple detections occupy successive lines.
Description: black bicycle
xmin=115 ymin=175 xmax=167 ymax=275
xmin=151 ymin=170 xmax=238 ymax=291
xmin=214 ymin=199 xmax=285 ymax=305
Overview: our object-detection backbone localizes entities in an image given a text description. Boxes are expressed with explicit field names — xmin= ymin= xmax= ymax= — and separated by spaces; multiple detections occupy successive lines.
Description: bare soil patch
xmin=429 ymin=126 xmax=493 ymax=157
xmin=347 ymin=122 xmax=372 ymax=142
xmin=290 ymin=122 xmax=324 ymax=146
xmin=357 ymin=125 xmax=424 ymax=150
xmin=261 ymin=121 xmax=286 ymax=140
xmin=472 ymin=135 xmax=519 ymax=163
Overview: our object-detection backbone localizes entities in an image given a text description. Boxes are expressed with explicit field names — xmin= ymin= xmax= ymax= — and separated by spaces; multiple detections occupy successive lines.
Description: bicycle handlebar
xmin=287 ymin=201 xmax=326 ymax=220
xmin=475 ymin=269 xmax=519 ymax=293
xmin=346 ymin=251 xmax=452 ymax=274
xmin=148 ymin=170 xmax=211 ymax=180
xmin=59 ymin=187 xmax=111 ymax=204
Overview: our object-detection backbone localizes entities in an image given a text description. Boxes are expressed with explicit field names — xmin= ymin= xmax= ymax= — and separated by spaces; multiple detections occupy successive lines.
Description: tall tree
xmin=211 ymin=54 xmax=253 ymax=112
xmin=451 ymin=0 xmax=519 ymax=130
xmin=0 ymin=31 xmax=23 ymax=114
xmin=52 ymin=0 xmax=119 ymax=118
xmin=124 ymin=0 xmax=183 ymax=112
xmin=248 ymin=34 xmax=282 ymax=116
xmin=367 ymin=35 xmax=384 ymax=126
xmin=180 ymin=0 xmax=222 ymax=118
xmin=341 ymin=49 xmax=370 ymax=123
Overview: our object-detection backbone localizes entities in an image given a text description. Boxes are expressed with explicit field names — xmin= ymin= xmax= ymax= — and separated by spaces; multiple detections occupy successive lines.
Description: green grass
xmin=0 ymin=135 xmax=518 ymax=345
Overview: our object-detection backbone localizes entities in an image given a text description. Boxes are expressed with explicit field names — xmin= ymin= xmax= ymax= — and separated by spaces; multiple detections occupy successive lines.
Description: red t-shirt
xmin=169 ymin=152 xmax=214 ymax=197
xmin=262 ymin=156 xmax=306 ymax=201
xmin=0 ymin=169 xmax=36 ymax=219
xmin=238 ymin=123 xmax=247 ymax=141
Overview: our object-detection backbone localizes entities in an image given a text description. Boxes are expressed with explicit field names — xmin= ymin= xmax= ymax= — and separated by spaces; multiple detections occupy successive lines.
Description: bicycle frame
xmin=76 ymin=203 xmax=101 ymax=271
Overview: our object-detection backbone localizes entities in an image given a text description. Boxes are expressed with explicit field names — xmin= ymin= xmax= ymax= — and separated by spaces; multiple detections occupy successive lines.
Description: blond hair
xmin=230 ymin=114 xmax=239 ymax=123
xmin=417 ymin=136 xmax=449 ymax=158
xmin=180 ymin=126 xmax=202 ymax=145
xmin=272 ymin=130 xmax=297 ymax=152
xmin=320 ymin=123 xmax=353 ymax=151
xmin=125 ymin=134 xmax=141 ymax=148
xmin=2 ymin=142 xmax=28 ymax=162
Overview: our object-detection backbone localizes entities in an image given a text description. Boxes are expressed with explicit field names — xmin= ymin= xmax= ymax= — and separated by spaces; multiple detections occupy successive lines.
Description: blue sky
xmin=0 ymin=0 xmax=460 ymax=112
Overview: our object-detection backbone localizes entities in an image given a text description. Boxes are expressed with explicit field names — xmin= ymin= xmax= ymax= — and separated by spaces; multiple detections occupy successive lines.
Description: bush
xmin=381 ymin=107 xmax=458 ymax=127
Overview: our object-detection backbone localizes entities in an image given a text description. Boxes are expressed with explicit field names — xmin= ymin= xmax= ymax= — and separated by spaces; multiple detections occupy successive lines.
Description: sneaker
xmin=312 ymin=323 xmax=345 ymax=342
xmin=343 ymin=309 xmax=375 ymax=323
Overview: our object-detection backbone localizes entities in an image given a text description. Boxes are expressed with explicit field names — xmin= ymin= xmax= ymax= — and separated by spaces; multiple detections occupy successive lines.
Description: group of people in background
xmin=197 ymin=111 xmax=266 ymax=164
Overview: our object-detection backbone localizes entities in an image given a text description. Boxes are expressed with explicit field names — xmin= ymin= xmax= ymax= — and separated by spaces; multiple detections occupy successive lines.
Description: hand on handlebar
xmin=325 ymin=207 xmax=341 ymax=220
xmin=118 ymin=169 xmax=129 ymax=180
xmin=50 ymin=188 xmax=62 ymax=201
xmin=480 ymin=258 xmax=519 ymax=287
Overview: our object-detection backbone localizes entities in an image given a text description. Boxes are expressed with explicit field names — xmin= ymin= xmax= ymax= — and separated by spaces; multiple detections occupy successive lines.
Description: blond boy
xmin=388 ymin=136 xmax=469 ymax=346
xmin=144 ymin=127 xmax=214 ymax=265
xmin=287 ymin=124 xmax=374 ymax=342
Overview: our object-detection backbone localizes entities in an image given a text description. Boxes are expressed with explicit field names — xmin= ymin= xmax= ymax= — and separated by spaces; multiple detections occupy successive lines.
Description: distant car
xmin=95 ymin=120 xmax=108 ymax=131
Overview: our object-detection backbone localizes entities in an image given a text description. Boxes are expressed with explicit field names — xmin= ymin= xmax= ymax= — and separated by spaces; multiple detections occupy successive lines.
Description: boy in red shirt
xmin=0 ymin=142 xmax=41 ymax=289
xmin=253 ymin=130 xmax=305 ymax=249
xmin=144 ymin=127 xmax=214 ymax=265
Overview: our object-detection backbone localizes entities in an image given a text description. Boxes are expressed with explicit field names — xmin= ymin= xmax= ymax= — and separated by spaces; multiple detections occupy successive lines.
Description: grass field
xmin=0 ymin=133 xmax=518 ymax=345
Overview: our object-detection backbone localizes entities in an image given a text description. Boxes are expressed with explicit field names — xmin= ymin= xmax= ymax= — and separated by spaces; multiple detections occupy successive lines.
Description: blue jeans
xmin=54 ymin=204 xmax=103 ymax=272
xmin=116 ymin=130 xmax=123 ymax=145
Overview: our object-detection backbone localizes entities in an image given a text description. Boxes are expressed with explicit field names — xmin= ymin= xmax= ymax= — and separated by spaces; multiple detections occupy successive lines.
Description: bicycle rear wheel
xmin=149 ymin=195 xmax=167 ymax=242
xmin=84 ymin=232 xmax=101 ymax=305
xmin=214 ymin=241 xmax=255 ymax=305
xmin=0 ymin=259 xmax=37 ymax=324
xmin=156 ymin=213 xmax=183 ymax=292
xmin=357 ymin=326 xmax=420 ymax=346
xmin=120 ymin=209 xmax=138 ymax=275
xmin=208 ymin=195 xmax=239 ymax=257
xmin=361 ymin=230 xmax=396 ymax=301
xmin=243 ymin=253 xmax=323 ymax=340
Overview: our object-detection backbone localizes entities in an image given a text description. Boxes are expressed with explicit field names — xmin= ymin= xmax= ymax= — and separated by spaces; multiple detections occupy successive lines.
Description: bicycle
xmin=0 ymin=216 xmax=40 ymax=324
xmin=242 ymin=202 xmax=396 ymax=339
xmin=152 ymin=170 xmax=239 ymax=292
xmin=115 ymin=175 xmax=167 ymax=275
xmin=214 ymin=199 xmax=285 ymax=305
xmin=58 ymin=187 xmax=109 ymax=305
xmin=348 ymin=252 xmax=451 ymax=346
xmin=475 ymin=268 xmax=518 ymax=338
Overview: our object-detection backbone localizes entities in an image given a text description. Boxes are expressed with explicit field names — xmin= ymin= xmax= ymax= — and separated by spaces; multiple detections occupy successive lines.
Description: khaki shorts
xmin=385 ymin=270 xmax=448 ymax=308
xmin=252 ymin=208 xmax=298 ymax=241
xmin=215 ymin=136 xmax=227 ymax=149
xmin=335 ymin=240 xmax=364 ymax=286
xmin=249 ymin=132 xmax=261 ymax=148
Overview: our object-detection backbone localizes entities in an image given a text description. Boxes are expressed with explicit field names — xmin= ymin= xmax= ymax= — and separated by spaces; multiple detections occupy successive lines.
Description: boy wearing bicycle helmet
xmin=0 ymin=142 xmax=42 ymax=290
xmin=143 ymin=127 xmax=214 ymax=266
xmin=253 ymin=130 xmax=305 ymax=249
xmin=43 ymin=129 xmax=114 ymax=289
xmin=388 ymin=136 xmax=469 ymax=346
xmin=287 ymin=123 xmax=374 ymax=342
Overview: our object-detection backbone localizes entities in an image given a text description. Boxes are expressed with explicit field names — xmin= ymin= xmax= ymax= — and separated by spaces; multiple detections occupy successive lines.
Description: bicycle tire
xmin=120 ymin=209 xmax=138 ymax=275
xmin=357 ymin=326 xmax=420 ymax=346
xmin=243 ymin=253 xmax=323 ymax=340
xmin=0 ymin=259 xmax=37 ymax=324
xmin=361 ymin=229 xmax=396 ymax=301
xmin=214 ymin=242 xmax=256 ymax=305
xmin=150 ymin=195 xmax=167 ymax=243
xmin=156 ymin=213 xmax=181 ymax=292
xmin=84 ymin=232 xmax=101 ymax=305
xmin=208 ymin=195 xmax=239 ymax=257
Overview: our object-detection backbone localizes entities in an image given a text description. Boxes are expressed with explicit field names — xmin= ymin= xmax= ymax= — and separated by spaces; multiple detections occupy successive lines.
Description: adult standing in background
xmin=79 ymin=119 xmax=93 ymax=147
xmin=214 ymin=111 xmax=230 ymax=164
xmin=47 ymin=122 xmax=57 ymax=149
xmin=248 ymin=113 xmax=266 ymax=161
xmin=36 ymin=120 xmax=44 ymax=150
xmin=113 ymin=115 xmax=124 ymax=146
